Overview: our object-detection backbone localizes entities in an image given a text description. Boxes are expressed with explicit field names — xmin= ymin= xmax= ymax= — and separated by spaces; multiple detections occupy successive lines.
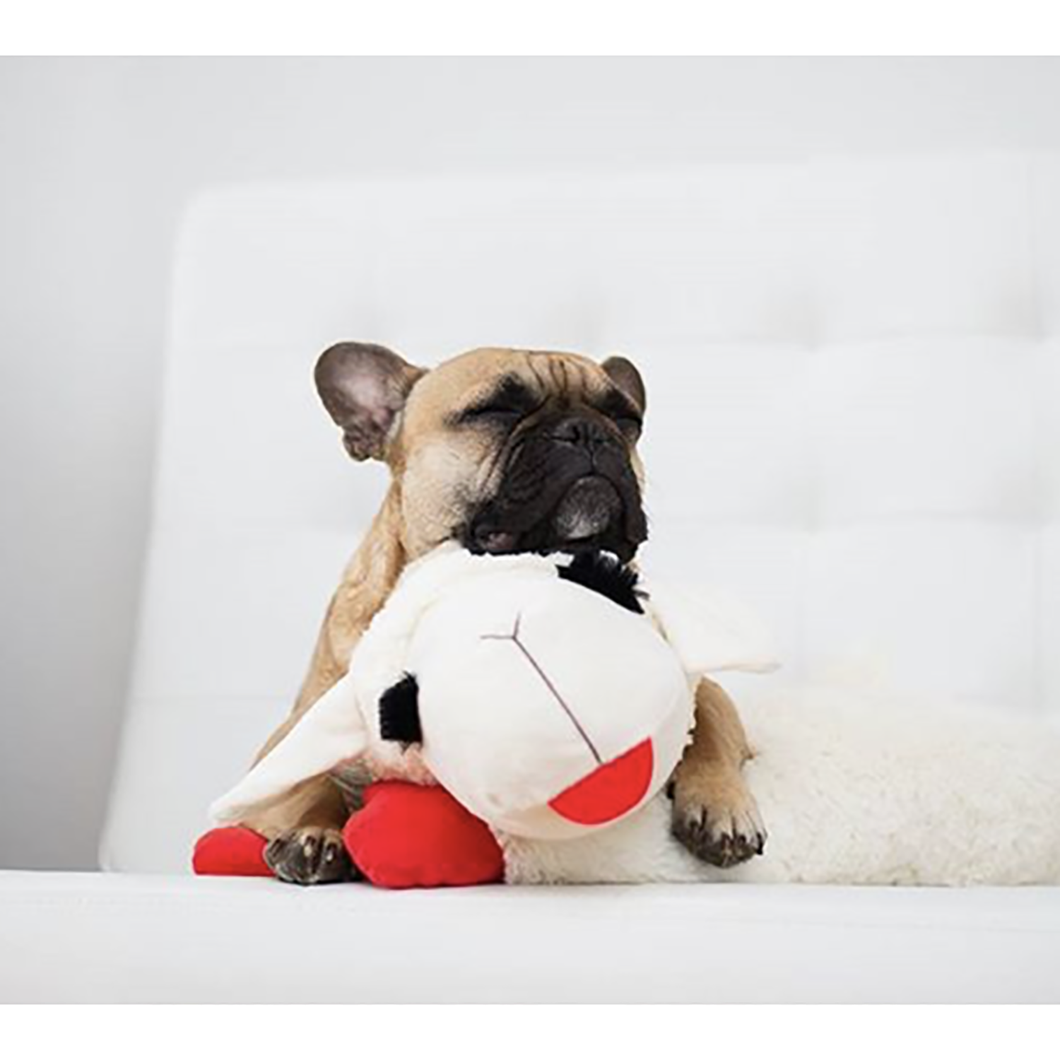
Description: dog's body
xmin=236 ymin=344 xmax=765 ymax=884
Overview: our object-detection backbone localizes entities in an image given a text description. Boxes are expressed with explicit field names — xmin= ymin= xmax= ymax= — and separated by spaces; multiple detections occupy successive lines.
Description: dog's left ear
xmin=601 ymin=355 xmax=646 ymax=415
xmin=315 ymin=342 xmax=427 ymax=462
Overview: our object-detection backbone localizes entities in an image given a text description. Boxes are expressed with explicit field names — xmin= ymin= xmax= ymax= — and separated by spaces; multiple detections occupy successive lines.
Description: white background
xmin=4 ymin=57 xmax=1060 ymax=869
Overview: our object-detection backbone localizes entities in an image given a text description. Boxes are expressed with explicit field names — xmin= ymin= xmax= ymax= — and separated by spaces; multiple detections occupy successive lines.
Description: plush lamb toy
xmin=196 ymin=545 xmax=1060 ymax=888
xmin=196 ymin=545 xmax=777 ymax=885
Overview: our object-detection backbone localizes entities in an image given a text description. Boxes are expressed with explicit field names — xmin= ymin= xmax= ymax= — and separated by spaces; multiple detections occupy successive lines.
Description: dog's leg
xmin=233 ymin=603 xmax=363 ymax=884
xmin=234 ymin=488 xmax=407 ymax=885
xmin=670 ymin=678 xmax=766 ymax=868
xmin=240 ymin=774 xmax=356 ymax=885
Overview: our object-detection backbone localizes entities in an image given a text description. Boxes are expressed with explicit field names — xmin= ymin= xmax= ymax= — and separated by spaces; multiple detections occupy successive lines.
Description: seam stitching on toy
xmin=482 ymin=614 xmax=603 ymax=764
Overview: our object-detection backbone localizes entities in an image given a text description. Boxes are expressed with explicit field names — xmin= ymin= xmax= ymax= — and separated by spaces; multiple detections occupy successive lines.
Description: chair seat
xmin=2 ymin=870 xmax=1058 ymax=1002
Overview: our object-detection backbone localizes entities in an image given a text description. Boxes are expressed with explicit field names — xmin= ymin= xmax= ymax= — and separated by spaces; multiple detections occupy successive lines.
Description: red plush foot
xmin=193 ymin=826 xmax=273 ymax=877
xmin=343 ymin=782 xmax=504 ymax=889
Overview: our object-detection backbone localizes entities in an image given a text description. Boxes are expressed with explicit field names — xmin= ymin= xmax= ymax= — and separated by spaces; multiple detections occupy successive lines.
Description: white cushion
xmin=3 ymin=871 xmax=1058 ymax=1002
xmin=103 ymin=156 xmax=1060 ymax=874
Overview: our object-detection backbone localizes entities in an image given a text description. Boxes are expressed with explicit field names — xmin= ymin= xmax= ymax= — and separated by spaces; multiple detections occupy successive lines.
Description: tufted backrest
xmin=102 ymin=157 xmax=1060 ymax=872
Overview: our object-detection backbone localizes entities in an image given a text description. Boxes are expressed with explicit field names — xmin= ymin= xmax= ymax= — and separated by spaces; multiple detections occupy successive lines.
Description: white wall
xmin=3 ymin=57 xmax=1060 ymax=869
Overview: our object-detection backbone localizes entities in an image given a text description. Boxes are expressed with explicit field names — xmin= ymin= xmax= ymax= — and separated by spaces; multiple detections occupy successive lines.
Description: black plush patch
xmin=379 ymin=673 xmax=422 ymax=746
xmin=558 ymin=551 xmax=644 ymax=613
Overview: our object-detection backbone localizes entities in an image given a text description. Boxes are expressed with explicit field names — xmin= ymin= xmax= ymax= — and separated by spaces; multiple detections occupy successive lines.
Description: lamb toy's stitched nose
xmin=548 ymin=739 xmax=654 ymax=825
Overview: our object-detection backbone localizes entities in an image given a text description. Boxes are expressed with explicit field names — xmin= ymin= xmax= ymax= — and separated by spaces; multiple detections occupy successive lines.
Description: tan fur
xmin=673 ymin=680 xmax=755 ymax=816
xmin=671 ymin=679 xmax=766 ymax=866
xmin=240 ymin=346 xmax=760 ymax=872
xmin=240 ymin=486 xmax=407 ymax=836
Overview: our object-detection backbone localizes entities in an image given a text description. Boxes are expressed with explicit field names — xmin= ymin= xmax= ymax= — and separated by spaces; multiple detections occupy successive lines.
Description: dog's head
xmin=315 ymin=344 xmax=648 ymax=562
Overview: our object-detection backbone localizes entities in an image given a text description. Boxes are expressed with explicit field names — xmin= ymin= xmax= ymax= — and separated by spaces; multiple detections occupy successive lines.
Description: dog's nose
xmin=548 ymin=739 xmax=654 ymax=825
xmin=548 ymin=415 xmax=613 ymax=452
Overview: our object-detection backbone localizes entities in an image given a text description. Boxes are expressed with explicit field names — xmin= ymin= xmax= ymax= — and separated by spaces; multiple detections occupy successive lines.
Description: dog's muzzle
xmin=464 ymin=413 xmax=647 ymax=562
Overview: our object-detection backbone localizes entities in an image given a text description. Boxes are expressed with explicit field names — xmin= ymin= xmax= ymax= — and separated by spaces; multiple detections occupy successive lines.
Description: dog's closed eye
xmin=594 ymin=390 xmax=643 ymax=441
xmin=456 ymin=376 xmax=541 ymax=426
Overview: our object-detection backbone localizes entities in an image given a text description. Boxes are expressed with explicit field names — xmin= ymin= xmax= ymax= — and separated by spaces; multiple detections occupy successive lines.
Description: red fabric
xmin=343 ymin=781 xmax=505 ymax=889
xmin=192 ymin=825 xmax=273 ymax=877
xmin=192 ymin=783 xmax=506 ymax=888
xmin=549 ymin=738 xmax=654 ymax=825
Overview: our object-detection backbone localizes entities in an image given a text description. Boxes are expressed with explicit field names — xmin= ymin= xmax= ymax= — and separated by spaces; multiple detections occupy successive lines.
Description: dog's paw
xmin=670 ymin=780 xmax=766 ymax=869
xmin=264 ymin=826 xmax=356 ymax=885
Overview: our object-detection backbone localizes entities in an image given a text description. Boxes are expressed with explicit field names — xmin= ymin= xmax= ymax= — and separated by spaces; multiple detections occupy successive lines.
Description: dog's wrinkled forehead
xmin=402 ymin=347 xmax=642 ymax=437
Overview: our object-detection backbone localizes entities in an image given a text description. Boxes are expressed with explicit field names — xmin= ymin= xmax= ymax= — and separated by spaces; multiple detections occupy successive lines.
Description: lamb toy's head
xmin=212 ymin=547 xmax=776 ymax=840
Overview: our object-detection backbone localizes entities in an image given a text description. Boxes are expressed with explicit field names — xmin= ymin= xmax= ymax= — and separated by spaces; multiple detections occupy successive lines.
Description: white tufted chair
xmin=3 ymin=158 xmax=1060 ymax=1000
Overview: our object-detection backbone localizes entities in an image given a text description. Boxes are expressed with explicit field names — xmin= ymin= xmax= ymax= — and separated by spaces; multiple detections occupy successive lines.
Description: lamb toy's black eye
xmin=379 ymin=673 xmax=422 ymax=746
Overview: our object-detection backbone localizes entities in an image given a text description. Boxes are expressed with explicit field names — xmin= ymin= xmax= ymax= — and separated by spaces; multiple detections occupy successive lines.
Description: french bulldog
xmin=236 ymin=344 xmax=766 ymax=884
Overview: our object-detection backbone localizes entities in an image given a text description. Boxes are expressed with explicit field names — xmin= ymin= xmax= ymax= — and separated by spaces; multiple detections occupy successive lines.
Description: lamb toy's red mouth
xmin=548 ymin=739 xmax=654 ymax=825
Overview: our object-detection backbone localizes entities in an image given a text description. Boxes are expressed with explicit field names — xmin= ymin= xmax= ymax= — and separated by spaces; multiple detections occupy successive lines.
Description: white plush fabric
xmin=504 ymin=686 xmax=1060 ymax=886
xmin=211 ymin=547 xmax=775 ymax=838
xmin=209 ymin=545 xmax=1060 ymax=887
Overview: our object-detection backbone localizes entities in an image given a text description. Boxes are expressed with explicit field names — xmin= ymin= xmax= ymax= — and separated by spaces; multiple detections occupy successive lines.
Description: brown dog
xmin=237 ymin=344 xmax=766 ymax=884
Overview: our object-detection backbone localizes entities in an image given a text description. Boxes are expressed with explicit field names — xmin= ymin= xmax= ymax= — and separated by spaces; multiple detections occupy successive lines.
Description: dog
xmin=235 ymin=343 xmax=767 ymax=884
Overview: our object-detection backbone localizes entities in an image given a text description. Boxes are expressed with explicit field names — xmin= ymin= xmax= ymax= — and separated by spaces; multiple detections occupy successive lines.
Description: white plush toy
xmin=212 ymin=545 xmax=776 ymax=843
xmin=207 ymin=545 xmax=1060 ymax=888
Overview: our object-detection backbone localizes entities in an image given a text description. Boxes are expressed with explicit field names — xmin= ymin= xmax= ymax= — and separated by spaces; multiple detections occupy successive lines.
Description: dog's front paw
xmin=670 ymin=777 xmax=766 ymax=869
xmin=264 ymin=826 xmax=356 ymax=885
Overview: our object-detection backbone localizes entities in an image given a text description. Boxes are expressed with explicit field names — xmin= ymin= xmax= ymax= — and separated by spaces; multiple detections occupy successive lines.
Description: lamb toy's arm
xmin=210 ymin=672 xmax=370 ymax=824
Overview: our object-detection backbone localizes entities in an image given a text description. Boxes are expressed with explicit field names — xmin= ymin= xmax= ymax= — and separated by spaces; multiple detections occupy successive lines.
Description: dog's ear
xmin=601 ymin=355 xmax=646 ymax=415
xmin=315 ymin=342 xmax=426 ymax=462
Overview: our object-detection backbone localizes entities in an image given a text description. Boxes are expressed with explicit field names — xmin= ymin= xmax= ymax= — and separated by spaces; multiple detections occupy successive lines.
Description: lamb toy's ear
xmin=643 ymin=579 xmax=780 ymax=679
xmin=210 ymin=672 xmax=370 ymax=824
